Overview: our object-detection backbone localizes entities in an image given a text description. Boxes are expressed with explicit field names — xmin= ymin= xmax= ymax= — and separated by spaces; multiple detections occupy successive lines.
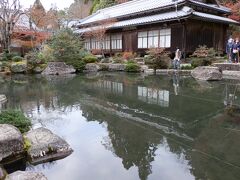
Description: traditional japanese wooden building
xmin=75 ymin=0 xmax=239 ymax=56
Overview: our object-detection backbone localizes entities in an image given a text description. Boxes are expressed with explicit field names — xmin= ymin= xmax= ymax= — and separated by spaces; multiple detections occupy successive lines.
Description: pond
xmin=0 ymin=72 xmax=240 ymax=180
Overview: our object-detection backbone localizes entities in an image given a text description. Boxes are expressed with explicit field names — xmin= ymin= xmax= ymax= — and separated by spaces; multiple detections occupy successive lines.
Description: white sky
xmin=21 ymin=0 xmax=74 ymax=10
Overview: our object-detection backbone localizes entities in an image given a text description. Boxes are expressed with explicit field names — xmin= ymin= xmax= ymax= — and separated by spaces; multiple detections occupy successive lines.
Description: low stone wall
xmin=222 ymin=71 xmax=240 ymax=80
xmin=145 ymin=69 xmax=192 ymax=76
xmin=213 ymin=63 xmax=240 ymax=71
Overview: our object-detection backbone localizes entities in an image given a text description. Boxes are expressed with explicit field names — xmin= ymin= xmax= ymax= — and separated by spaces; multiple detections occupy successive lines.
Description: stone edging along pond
xmin=2 ymin=61 xmax=240 ymax=81
xmin=0 ymin=123 xmax=73 ymax=179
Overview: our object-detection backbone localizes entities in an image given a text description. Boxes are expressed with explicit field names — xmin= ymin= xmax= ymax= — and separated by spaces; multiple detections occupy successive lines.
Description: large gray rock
xmin=25 ymin=128 xmax=73 ymax=165
xmin=0 ymin=124 xmax=24 ymax=163
xmin=11 ymin=62 xmax=27 ymax=73
xmin=5 ymin=171 xmax=47 ymax=180
xmin=85 ymin=63 xmax=100 ymax=72
xmin=41 ymin=62 xmax=76 ymax=75
xmin=191 ymin=66 xmax=222 ymax=81
xmin=109 ymin=64 xmax=126 ymax=71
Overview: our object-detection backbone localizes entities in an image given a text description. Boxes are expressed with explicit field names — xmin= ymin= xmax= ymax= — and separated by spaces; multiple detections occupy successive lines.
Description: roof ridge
xmin=96 ymin=0 xmax=152 ymax=13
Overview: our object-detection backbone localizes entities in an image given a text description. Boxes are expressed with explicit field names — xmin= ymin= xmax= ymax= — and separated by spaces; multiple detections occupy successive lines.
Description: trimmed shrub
xmin=123 ymin=52 xmax=136 ymax=60
xmin=12 ymin=56 xmax=24 ymax=62
xmin=1 ymin=50 xmax=20 ymax=61
xmin=0 ymin=110 xmax=31 ymax=133
xmin=125 ymin=61 xmax=141 ymax=72
xmin=145 ymin=48 xmax=171 ymax=72
xmin=66 ymin=58 xmax=86 ymax=72
xmin=83 ymin=55 xmax=97 ymax=63
xmin=190 ymin=45 xmax=216 ymax=68
xmin=181 ymin=64 xmax=193 ymax=70
xmin=191 ymin=58 xmax=212 ymax=68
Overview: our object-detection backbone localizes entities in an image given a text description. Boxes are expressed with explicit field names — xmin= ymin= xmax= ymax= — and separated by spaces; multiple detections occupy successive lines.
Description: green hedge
xmin=0 ymin=110 xmax=31 ymax=133
xmin=12 ymin=56 xmax=24 ymax=62
xmin=125 ymin=61 xmax=141 ymax=72
xmin=83 ymin=55 xmax=97 ymax=63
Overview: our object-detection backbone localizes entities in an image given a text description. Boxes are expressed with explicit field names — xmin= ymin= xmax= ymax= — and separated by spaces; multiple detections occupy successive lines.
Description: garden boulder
xmin=0 ymin=124 xmax=24 ymax=163
xmin=33 ymin=65 xmax=47 ymax=74
xmin=85 ymin=63 xmax=100 ymax=72
xmin=41 ymin=62 xmax=76 ymax=75
xmin=25 ymin=128 xmax=73 ymax=165
xmin=109 ymin=63 xmax=126 ymax=71
xmin=191 ymin=66 xmax=222 ymax=81
xmin=5 ymin=171 xmax=47 ymax=180
xmin=11 ymin=61 xmax=27 ymax=73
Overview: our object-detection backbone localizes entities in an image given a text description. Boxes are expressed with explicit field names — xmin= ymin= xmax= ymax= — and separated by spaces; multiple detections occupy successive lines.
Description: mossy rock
xmin=11 ymin=61 xmax=27 ymax=73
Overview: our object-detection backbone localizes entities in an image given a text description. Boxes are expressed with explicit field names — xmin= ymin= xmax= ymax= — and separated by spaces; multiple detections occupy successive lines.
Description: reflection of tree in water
xmin=188 ymin=112 xmax=240 ymax=180
xmin=82 ymin=104 xmax=161 ymax=180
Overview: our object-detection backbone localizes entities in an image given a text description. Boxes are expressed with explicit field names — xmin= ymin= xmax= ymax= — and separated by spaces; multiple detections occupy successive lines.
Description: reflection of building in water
xmin=138 ymin=86 xmax=169 ymax=107
xmin=173 ymin=73 xmax=180 ymax=95
xmin=94 ymin=80 xmax=123 ymax=94
xmin=224 ymin=84 xmax=239 ymax=107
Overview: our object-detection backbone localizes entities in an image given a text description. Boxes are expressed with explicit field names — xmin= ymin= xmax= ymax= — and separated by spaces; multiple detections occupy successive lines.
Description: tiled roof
xmin=75 ymin=6 xmax=238 ymax=34
xmin=75 ymin=6 xmax=192 ymax=34
xmin=78 ymin=0 xmax=231 ymax=26
xmin=193 ymin=11 xmax=239 ymax=24
xmin=188 ymin=0 xmax=230 ymax=13
xmin=79 ymin=0 xmax=186 ymax=26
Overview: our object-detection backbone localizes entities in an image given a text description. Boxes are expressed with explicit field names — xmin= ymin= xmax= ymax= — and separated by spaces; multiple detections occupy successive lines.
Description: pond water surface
xmin=1 ymin=72 xmax=240 ymax=180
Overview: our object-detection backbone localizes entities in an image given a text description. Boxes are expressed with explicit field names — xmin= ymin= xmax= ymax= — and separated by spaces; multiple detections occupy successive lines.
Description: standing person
xmin=232 ymin=38 xmax=240 ymax=63
xmin=226 ymin=37 xmax=233 ymax=63
xmin=173 ymin=47 xmax=181 ymax=69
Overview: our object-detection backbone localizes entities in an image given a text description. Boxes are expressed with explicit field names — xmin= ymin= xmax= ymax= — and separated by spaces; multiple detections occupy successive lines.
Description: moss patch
xmin=0 ymin=110 xmax=31 ymax=133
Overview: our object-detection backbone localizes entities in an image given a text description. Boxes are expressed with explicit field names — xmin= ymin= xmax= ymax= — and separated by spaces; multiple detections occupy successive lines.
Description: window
xmin=103 ymin=35 xmax=111 ymax=50
xmin=111 ymin=34 xmax=122 ymax=50
xmin=138 ymin=28 xmax=171 ymax=49
xmin=91 ymin=37 xmax=100 ymax=49
xmin=84 ymin=38 xmax=91 ymax=50
xmin=148 ymin=30 xmax=159 ymax=48
xmin=160 ymin=29 xmax=171 ymax=48
xmin=138 ymin=31 xmax=148 ymax=48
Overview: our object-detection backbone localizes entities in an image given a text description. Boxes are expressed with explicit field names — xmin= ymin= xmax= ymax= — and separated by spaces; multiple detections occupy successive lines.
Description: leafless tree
xmin=86 ymin=18 xmax=116 ymax=58
xmin=0 ymin=0 xmax=25 ymax=51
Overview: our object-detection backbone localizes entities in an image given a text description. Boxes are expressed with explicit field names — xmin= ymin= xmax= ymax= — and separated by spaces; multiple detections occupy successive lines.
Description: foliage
xmin=145 ymin=48 xmax=171 ymax=72
xmin=12 ymin=56 xmax=24 ymax=62
xmin=83 ymin=54 xmax=98 ymax=63
xmin=49 ymin=29 xmax=86 ymax=63
xmin=23 ymin=136 xmax=32 ymax=151
xmin=125 ymin=60 xmax=140 ymax=72
xmin=191 ymin=45 xmax=216 ymax=58
xmin=66 ymin=60 xmax=86 ymax=72
xmin=0 ymin=110 xmax=31 ymax=133
xmin=0 ymin=50 xmax=20 ymax=61
xmin=191 ymin=58 xmax=212 ymax=68
xmin=41 ymin=45 xmax=55 ymax=62
xmin=25 ymin=51 xmax=42 ymax=68
xmin=223 ymin=1 xmax=240 ymax=22
xmin=112 ymin=53 xmax=124 ymax=64
xmin=122 ymin=52 xmax=136 ymax=60
xmin=91 ymin=0 xmax=116 ymax=13
xmin=190 ymin=45 xmax=216 ymax=68
xmin=180 ymin=64 xmax=193 ymax=70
